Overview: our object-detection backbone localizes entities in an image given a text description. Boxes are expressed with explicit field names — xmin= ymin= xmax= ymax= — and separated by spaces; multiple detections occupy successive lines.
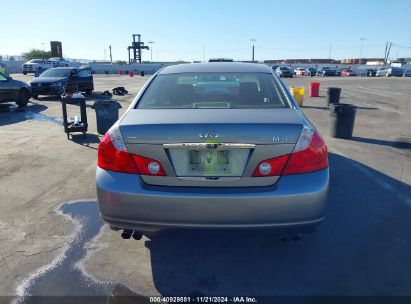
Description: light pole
xmin=359 ymin=37 xmax=366 ymax=64
xmin=148 ymin=41 xmax=155 ymax=62
xmin=250 ymin=39 xmax=256 ymax=62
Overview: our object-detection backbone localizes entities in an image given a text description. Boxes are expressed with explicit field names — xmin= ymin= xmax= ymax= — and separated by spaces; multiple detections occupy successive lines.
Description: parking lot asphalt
xmin=0 ymin=74 xmax=410 ymax=297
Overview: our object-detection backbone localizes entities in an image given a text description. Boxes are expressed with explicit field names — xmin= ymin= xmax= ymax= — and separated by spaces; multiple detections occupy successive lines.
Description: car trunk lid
xmin=120 ymin=108 xmax=302 ymax=144
xmin=120 ymin=108 xmax=303 ymax=187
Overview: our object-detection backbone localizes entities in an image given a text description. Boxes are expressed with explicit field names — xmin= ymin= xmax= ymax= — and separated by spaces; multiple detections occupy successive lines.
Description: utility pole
xmin=386 ymin=42 xmax=392 ymax=64
xmin=359 ymin=37 xmax=366 ymax=64
xmin=109 ymin=45 xmax=112 ymax=63
xmin=250 ymin=39 xmax=256 ymax=62
xmin=148 ymin=41 xmax=155 ymax=62
xmin=384 ymin=42 xmax=388 ymax=65
xmin=328 ymin=44 xmax=332 ymax=60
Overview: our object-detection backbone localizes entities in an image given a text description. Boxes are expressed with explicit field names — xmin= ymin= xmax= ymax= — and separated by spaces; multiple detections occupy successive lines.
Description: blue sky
xmin=1 ymin=0 xmax=411 ymax=61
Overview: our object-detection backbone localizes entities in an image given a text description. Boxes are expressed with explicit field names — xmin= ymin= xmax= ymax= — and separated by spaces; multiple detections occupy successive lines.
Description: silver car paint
xmin=97 ymin=167 xmax=328 ymax=231
xmin=96 ymin=63 xmax=329 ymax=232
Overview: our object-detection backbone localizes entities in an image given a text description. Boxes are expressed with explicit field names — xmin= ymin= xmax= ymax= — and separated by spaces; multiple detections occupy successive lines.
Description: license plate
xmin=169 ymin=148 xmax=249 ymax=177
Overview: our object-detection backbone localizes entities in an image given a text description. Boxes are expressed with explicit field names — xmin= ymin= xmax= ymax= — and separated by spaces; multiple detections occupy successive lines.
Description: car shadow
xmin=144 ymin=152 xmax=411 ymax=296
xmin=351 ymin=136 xmax=411 ymax=150
xmin=0 ymin=101 xmax=50 ymax=127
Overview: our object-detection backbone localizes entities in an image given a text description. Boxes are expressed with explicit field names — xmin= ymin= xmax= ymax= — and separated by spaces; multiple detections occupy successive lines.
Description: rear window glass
xmin=40 ymin=68 xmax=71 ymax=78
xmin=136 ymin=72 xmax=288 ymax=109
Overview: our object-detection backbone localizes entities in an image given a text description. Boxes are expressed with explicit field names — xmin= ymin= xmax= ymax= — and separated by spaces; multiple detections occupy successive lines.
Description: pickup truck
xmin=49 ymin=57 xmax=70 ymax=67
xmin=22 ymin=59 xmax=53 ymax=75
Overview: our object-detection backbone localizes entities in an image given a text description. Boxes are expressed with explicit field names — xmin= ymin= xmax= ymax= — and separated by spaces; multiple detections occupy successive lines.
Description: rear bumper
xmin=96 ymin=167 xmax=329 ymax=232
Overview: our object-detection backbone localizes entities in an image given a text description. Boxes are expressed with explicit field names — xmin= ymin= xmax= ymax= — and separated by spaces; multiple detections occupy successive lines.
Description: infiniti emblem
xmin=199 ymin=131 xmax=220 ymax=139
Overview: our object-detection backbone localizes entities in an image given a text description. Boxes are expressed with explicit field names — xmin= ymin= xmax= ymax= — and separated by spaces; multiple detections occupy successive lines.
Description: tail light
xmin=252 ymin=127 xmax=328 ymax=177
xmin=283 ymin=128 xmax=328 ymax=175
xmin=98 ymin=127 xmax=166 ymax=176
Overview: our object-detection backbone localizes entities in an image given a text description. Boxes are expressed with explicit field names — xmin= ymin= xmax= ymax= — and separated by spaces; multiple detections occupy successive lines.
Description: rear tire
xmin=16 ymin=89 xmax=30 ymax=107
xmin=23 ymin=72 xmax=27 ymax=75
xmin=32 ymin=94 xmax=38 ymax=99
xmin=85 ymin=90 xmax=92 ymax=95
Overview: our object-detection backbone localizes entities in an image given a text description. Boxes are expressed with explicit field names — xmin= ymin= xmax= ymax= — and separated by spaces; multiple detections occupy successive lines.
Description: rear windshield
xmin=136 ymin=72 xmax=288 ymax=109
xmin=40 ymin=68 xmax=71 ymax=78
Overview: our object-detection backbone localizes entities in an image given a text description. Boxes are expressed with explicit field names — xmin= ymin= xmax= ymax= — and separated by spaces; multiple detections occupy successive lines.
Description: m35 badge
xmin=272 ymin=136 xmax=288 ymax=143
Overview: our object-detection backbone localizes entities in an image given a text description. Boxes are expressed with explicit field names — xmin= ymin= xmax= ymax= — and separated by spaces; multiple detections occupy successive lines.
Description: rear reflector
xmin=131 ymin=155 xmax=166 ymax=176
xmin=252 ymin=155 xmax=290 ymax=177
xmin=98 ymin=131 xmax=166 ymax=176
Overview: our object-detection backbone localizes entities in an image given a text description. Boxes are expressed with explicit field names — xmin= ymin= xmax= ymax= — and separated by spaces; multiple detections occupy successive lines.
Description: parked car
xmin=271 ymin=65 xmax=279 ymax=71
xmin=293 ymin=67 xmax=306 ymax=76
xmin=29 ymin=67 xmax=94 ymax=98
xmin=0 ymin=72 xmax=31 ymax=107
xmin=0 ymin=62 xmax=6 ymax=74
xmin=22 ymin=59 xmax=54 ymax=75
xmin=358 ymin=68 xmax=376 ymax=77
xmin=316 ymin=67 xmax=337 ymax=76
xmin=275 ymin=66 xmax=293 ymax=78
xmin=96 ymin=63 xmax=329 ymax=238
xmin=49 ymin=57 xmax=69 ymax=67
xmin=340 ymin=69 xmax=357 ymax=77
xmin=403 ymin=69 xmax=411 ymax=77
xmin=376 ymin=67 xmax=404 ymax=77
xmin=305 ymin=67 xmax=317 ymax=77
xmin=79 ymin=65 xmax=95 ymax=74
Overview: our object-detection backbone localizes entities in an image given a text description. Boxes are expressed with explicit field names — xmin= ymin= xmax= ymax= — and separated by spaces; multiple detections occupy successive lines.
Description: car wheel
xmin=32 ymin=94 xmax=38 ymax=99
xmin=85 ymin=90 xmax=92 ymax=95
xmin=16 ymin=89 xmax=30 ymax=107
xmin=23 ymin=72 xmax=27 ymax=75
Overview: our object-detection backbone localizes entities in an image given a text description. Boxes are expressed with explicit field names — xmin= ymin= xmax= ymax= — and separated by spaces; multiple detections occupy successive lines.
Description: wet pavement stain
xmin=16 ymin=200 xmax=143 ymax=303
xmin=23 ymin=111 xmax=62 ymax=126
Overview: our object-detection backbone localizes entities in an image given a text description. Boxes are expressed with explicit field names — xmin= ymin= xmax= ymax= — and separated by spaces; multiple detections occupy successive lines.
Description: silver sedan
xmin=96 ymin=63 xmax=329 ymax=238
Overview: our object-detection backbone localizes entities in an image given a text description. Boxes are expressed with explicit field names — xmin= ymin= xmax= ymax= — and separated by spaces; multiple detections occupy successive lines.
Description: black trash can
xmin=327 ymin=87 xmax=341 ymax=105
xmin=92 ymin=100 xmax=122 ymax=135
xmin=140 ymin=70 xmax=145 ymax=77
xmin=330 ymin=103 xmax=357 ymax=139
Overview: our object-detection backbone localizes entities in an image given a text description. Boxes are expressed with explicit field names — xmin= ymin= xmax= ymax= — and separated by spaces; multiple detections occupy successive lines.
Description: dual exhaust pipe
xmin=121 ymin=230 xmax=302 ymax=242
xmin=121 ymin=229 xmax=142 ymax=240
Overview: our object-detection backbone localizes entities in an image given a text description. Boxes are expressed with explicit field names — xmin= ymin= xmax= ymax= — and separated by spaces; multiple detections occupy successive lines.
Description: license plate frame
xmin=167 ymin=145 xmax=251 ymax=177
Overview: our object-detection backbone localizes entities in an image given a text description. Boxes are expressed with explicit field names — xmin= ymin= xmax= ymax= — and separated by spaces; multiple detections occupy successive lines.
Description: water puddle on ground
xmin=16 ymin=201 xmax=142 ymax=303
xmin=23 ymin=111 xmax=62 ymax=126
xmin=0 ymin=103 xmax=62 ymax=126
